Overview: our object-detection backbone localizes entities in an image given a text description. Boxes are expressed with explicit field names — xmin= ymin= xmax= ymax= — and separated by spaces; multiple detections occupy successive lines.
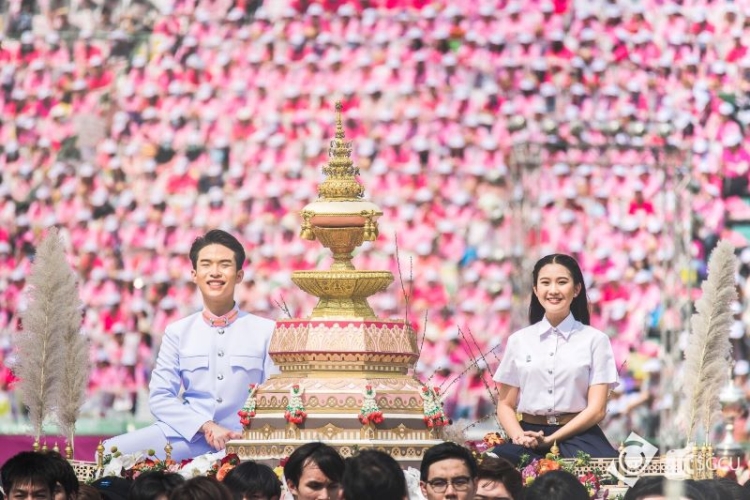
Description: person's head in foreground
xmin=46 ymin=451 xmax=80 ymax=500
xmin=167 ymin=476 xmax=233 ymax=500
xmin=283 ymin=442 xmax=345 ymax=500
xmin=420 ymin=442 xmax=478 ymax=500
xmin=77 ymin=483 xmax=105 ymax=500
xmin=523 ymin=470 xmax=589 ymax=500
xmin=708 ymin=478 xmax=750 ymax=500
xmin=623 ymin=475 xmax=722 ymax=500
xmin=475 ymin=455 xmax=522 ymax=500
xmin=91 ymin=476 xmax=131 ymax=500
xmin=129 ymin=471 xmax=185 ymax=500
xmin=340 ymin=449 xmax=407 ymax=500
xmin=529 ymin=253 xmax=589 ymax=325
xmin=1 ymin=451 xmax=59 ymax=500
xmin=222 ymin=461 xmax=282 ymax=500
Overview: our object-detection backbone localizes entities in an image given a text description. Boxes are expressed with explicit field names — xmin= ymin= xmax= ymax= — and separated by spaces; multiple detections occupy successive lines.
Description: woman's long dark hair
xmin=528 ymin=253 xmax=590 ymax=325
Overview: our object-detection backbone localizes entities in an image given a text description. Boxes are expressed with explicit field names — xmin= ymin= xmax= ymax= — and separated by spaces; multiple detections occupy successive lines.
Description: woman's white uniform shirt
xmin=493 ymin=313 xmax=618 ymax=416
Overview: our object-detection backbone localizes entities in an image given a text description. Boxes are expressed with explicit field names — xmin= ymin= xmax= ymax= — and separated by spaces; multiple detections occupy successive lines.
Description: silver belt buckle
xmin=546 ymin=415 xmax=559 ymax=425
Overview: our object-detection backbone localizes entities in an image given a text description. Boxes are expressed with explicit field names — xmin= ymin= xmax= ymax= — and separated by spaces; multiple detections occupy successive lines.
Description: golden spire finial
xmin=96 ymin=441 xmax=105 ymax=469
xmin=335 ymin=100 xmax=345 ymax=141
xmin=317 ymin=101 xmax=364 ymax=201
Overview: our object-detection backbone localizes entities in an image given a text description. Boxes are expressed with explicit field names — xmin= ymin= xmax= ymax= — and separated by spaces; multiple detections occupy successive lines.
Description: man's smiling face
xmin=191 ymin=243 xmax=243 ymax=308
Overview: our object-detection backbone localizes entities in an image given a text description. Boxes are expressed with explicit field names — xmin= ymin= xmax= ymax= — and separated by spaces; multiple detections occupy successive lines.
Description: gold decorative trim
xmin=259 ymin=377 xmax=423 ymax=391
xmin=239 ymin=418 xmax=442 ymax=442
xmin=70 ymin=461 xmax=101 ymax=482
xmin=226 ymin=441 xmax=441 ymax=467
xmin=254 ymin=394 xmax=423 ymax=411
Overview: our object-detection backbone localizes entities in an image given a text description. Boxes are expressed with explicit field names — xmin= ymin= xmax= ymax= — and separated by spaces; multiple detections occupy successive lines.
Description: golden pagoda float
xmin=226 ymin=103 xmax=448 ymax=466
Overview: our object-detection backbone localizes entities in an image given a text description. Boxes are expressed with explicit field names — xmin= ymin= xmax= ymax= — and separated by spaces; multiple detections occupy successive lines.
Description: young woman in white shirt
xmin=492 ymin=253 xmax=619 ymax=463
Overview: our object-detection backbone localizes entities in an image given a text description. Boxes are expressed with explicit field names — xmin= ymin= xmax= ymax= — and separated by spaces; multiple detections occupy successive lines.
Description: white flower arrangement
xmin=404 ymin=467 xmax=426 ymax=500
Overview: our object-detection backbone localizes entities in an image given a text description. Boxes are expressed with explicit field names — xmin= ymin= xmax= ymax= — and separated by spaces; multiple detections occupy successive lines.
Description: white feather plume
xmin=15 ymin=229 xmax=80 ymax=442
xmin=680 ymin=240 xmax=736 ymax=442
xmin=53 ymin=257 xmax=87 ymax=450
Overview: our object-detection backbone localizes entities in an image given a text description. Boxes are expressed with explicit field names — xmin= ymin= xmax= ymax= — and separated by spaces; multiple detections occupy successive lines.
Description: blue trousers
xmin=491 ymin=422 xmax=618 ymax=465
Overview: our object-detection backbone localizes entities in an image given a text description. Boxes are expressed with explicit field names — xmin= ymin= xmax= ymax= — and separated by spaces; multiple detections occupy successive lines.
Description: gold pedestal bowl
xmin=291 ymin=270 xmax=394 ymax=318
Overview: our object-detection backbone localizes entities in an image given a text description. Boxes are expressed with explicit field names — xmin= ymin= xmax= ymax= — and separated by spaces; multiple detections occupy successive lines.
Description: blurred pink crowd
xmin=1 ymin=0 xmax=750 ymax=431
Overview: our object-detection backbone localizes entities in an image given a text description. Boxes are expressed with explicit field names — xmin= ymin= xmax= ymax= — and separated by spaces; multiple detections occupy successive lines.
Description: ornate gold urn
xmin=226 ymin=103 xmax=446 ymax=465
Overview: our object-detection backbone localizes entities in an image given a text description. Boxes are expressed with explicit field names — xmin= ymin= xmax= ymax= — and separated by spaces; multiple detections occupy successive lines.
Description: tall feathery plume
xmin=680 ymin=240 xmax=737 ymax=443
xmin=15 ymin=228 xmax=79 ymax=445
xmin=54 ymin=265 xmax=87 ymax=457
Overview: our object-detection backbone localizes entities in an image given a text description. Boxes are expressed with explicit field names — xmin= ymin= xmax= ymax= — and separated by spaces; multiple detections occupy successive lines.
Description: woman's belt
xmin=521 ymin=412 xmax=579 ymax=426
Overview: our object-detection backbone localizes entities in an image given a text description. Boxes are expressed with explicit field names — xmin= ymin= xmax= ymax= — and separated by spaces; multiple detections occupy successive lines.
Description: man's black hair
xmin=189 ymin=229 xmax=246 ymax=270
xmin=341 ymin=449 xmax=406 ymax=500
xmin=283 ymin=442 xmax=345 ymax=488
xmin=223 ymin=461 xmax=281 ymax=500
xmin=129 ymin=471 xmax=185 ymax=500
xmin=46 ymin=451 xmax=80 ymax=499
xmin=476 ymin=455 xmax=523 ymax=500
xmin=420 ymin=442 xmax=478 ymax=481
xmin=1 ymin=451 xmax=58 ymax=498
xmin=524 ymin=470 xmax=590 ymax=500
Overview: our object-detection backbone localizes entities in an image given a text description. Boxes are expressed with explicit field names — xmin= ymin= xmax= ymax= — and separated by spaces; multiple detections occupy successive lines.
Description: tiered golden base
xmin=227 ymin=318 xmax=441 ymax=466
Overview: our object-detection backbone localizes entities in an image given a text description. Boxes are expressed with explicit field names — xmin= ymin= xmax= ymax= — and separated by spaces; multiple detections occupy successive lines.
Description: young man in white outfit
xmin=103 ymin=229 xmax=277 ymax=461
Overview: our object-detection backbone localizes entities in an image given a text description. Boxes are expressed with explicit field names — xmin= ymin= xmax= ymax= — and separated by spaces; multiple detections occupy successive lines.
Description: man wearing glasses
xmin=420 ymin=442 xmax=478 ymax=500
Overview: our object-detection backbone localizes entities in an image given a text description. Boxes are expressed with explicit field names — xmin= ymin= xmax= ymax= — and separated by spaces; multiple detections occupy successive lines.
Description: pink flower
xmin=521 ymin=460 xmax=540 ymax=486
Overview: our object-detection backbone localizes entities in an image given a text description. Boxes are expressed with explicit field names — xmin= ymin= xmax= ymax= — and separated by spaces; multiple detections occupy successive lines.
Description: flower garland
xmin=284 ymin=384 xmax=307 ymax=425
xmin=465 ymin=431 xmax=506 ymax=459
xmin=102 ymin=448 xmax=177 ymax=479
xmin=358 ymin=385 xmax=384 ymax=425
xmin=466 ymin=436 xmax=616 ymax=500
xmin=210 ymin=453 xmax=241 ymax=481
xmin=102 ymin=448 xmax=240 ymax=480
xmin=238 ymin=383 xmax=259 ymax=427
xmin=420 ymin=385 xmax=450 ymax=428
xmin=518 ymin=450 xmax=610 ymax=499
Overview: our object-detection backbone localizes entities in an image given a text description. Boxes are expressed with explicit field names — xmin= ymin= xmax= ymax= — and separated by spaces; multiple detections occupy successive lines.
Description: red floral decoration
xmin=284 ymin=384 xmax=307 ymax=425
xmin=421 ymin=386 xmax=450 ymax=428
xmin=208 ymin=453 xmax=241 ymax=481
xmin=358 ymin=384 xmax=384 ymax=425
xmin=238 ymin=383 xmax=259 ymax=427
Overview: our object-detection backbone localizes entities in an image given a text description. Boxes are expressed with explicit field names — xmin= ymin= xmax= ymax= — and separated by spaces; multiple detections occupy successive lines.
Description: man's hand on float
xmin=201 ymin=420 xmax=242 ymax=450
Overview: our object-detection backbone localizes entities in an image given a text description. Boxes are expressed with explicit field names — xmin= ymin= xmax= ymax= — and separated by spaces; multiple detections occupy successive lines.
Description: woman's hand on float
xmin=511 ymin=434 xmax=536 ymax=447
xmin=538 ymin=434 xmax=555 ymax=449
xmin=520 ymin=430 xmax=552 ymax=450
xmin=513 ymin=430 xmax=544 ymax=448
